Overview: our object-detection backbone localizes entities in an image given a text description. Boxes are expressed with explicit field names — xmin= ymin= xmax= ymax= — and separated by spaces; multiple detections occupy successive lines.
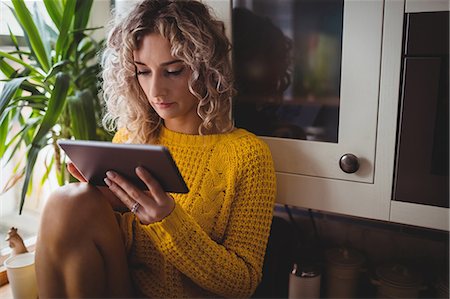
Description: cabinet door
xmin=234 ymin=0 xmax=383 ymax=183
xmin=207 ymin=0 xmax=385 ymax=217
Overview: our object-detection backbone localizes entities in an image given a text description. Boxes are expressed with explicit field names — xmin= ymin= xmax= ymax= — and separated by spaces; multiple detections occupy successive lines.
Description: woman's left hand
xmin=104 ymin=167 xmax=175 ymax=224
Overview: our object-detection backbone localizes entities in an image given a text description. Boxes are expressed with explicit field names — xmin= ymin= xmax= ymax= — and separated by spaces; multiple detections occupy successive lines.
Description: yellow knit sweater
xmin=113 ymin=126 xmax=276 ymax=298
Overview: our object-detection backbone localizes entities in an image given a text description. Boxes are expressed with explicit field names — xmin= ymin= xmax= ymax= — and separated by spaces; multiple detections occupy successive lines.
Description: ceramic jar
xmin=371 ymin=263 xmax=426 ymax=298
xmin=325 ymin=247 xmax=365 ymax=298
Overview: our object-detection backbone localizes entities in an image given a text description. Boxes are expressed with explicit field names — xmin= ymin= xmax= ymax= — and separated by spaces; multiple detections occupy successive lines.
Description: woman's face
xmin=133 ymin=33 xmax=201 ymax=134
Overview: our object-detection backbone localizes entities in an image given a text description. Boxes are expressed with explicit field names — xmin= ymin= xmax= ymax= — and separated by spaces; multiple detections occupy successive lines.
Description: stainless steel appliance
xmin=394 ymin=11 xmax=449 ymax=208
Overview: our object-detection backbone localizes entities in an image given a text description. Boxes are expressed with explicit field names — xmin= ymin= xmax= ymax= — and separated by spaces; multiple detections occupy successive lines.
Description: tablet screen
xmin=57 ymin=139 xmax=189 ymax=193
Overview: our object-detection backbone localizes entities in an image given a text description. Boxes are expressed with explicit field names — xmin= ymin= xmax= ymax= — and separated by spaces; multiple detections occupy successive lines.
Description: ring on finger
xmin=131 ymin=202 xmax=140 ymax=214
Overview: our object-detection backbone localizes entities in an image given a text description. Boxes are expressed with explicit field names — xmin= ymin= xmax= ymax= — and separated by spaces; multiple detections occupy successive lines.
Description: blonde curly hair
xmin=102 ymin=0 xmax=235 ymax=143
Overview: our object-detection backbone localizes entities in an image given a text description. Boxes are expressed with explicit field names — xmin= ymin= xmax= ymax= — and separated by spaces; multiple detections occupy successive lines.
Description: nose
xmin=149 ymin=74 xmax=167 ymax=99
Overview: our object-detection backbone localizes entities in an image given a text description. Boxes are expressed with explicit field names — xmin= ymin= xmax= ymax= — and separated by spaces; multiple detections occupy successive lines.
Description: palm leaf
xmin=1 ymin=169 xmax=25 ymax=194
xmin=10 ymin=95 xmax=48 ymax=104
xmin=55 ymin=0 xmax=76 ymax=59
xmin=20 ymin=143 xmax=41 ymax=214
xmin=7 ymin=25 xmax=23 ymax=60
xmin=6 ymin=50 xmax=32 ymax=57
xmin=0 ymin=77 xmax=28 ymax=116
xmin=40 ymin=155 xmax=55 ymax=186
xmin=11 ymin=0 xmax=50 ymax=72
xmin=45 ymin=60 xmax=71 ymax=81
xmin=0 ymin=58 xmax=16 ymax=78
xmin=67 ymin=89 xmax=97 ymax=140
xmin=79 ymin=47 xmax=98 ymax=64
xmin=19 ymin=72 xmax=70 ymax=213
xmin=18 ymin=114 xmax=34 ymax=146
xmin=74 ymin=0 xmax=93 ymax=31
xmin=32 ymin=2 xmax=52 ymax=65
xmin=0 ymin=110 xmax=11 ymax=157
xmin=32 ymin=72 xmax=70 ymax=143
xmin=3 ymin=118 xmax=41 ymax=164
xmin=0 ymin=50 xmax=42 ymax=76
xmin=43 ymin=0 xmax=63 ymax=30
xmin=21 ymin=81 xmax=45 ymax=95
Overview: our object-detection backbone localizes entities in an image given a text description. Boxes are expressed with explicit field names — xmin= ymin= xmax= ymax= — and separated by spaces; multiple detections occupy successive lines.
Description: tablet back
xmin=57 ymin=140 xmax=189 ymax=193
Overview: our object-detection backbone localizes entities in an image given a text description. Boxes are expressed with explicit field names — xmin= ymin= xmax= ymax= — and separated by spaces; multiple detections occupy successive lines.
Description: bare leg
xmin=35 ymin=183 xmax=133 ymax=298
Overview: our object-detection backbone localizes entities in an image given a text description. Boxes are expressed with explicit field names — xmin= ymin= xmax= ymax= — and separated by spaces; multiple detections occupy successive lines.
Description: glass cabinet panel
xmin=233 ymin=0 xmax=343 ymax=143
xmin=228 ymin=0 xmax=384 ymax=184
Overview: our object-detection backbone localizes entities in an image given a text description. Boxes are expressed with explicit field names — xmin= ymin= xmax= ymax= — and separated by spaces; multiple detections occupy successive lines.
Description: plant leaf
xmin=0 ymin=58 xmax=16 ymax=78
xmin=10 ymin=95 xmax=48 ymax=104
xmin=3 ymin=117 xmax=40 ymax=164
xmin=7 ymin=25 xmax=23 ymax=60
xmin=0 ymin=110 xmax=11 ymax=157
xmin=67 ymin=89 xmax=97 ymax=140
xmin=18 ymin=114 xmax=33 ymax=146
xmin=21 ymin=72 xmax=68 ymax=210
xmin=32 ymin=72 xmax=70 ymax=144
xmin=44 ymin=60 xmax=71 ymax=81
xmin=32 ymin=2 xmax=52 ymax=65
xmin=43 ymin=0 xmax=63 ymax=30
xmin=0 ymin=77 xmax=28 ymax=116
xmin=74 ymin=0 xmax=93 ymax=32
xmin=7 ymin=5 xmax=41 ymax=71
xmin=1 ymin=170 xmax=24 ymax=194
xmin=40 ymin=155 xmax=54 ymax=186
xmin=72 ymin=0 xmax=93 ymax=49
xmin=55 ymin=0 xmax=76 ymax=59
xmin=0 ymin=50 xmax=42 ymax=76
xmin=11 ymin=0 xmax=50 ymax=72
xmin=20 ymin=143 xmax=41 ymax=214
xmin=20 ymin=81 xmax=44 ymax=95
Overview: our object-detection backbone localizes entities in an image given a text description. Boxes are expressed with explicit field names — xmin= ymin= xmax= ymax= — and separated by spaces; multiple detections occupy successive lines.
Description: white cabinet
xmin=206 ymin=0 xmax=449 ymax=230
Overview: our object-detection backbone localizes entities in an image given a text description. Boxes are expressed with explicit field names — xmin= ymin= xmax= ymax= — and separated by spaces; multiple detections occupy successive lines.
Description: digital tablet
xmin=57 ymin=139 xmax=189 ymax=193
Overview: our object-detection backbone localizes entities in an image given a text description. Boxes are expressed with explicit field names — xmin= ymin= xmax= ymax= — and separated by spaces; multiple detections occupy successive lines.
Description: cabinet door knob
xmin=339 ymin=153 xmax=360 ymax=173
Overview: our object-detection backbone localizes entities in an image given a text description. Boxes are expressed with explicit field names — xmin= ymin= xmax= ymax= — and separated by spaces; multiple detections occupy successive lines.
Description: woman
xmin=35 ymin=0 xmax=276 ymax=297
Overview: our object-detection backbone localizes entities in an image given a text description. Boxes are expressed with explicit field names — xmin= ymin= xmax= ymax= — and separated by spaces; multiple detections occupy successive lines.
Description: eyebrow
xmin=133 ymin=59 xmax=183 ymax=67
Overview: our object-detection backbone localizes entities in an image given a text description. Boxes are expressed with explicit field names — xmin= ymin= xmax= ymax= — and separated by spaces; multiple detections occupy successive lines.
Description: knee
xmin=41 ymin=183 xmax=110 ymax=231
xmin=37 ymin=184 xmax=113 ymax=259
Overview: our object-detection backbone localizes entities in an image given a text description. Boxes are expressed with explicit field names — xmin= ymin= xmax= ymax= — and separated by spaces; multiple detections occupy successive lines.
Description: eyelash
xmin=136 ymin=68 xmax=184 ymax=77
xmin=136 ymin=70 xmax=150 ymax=76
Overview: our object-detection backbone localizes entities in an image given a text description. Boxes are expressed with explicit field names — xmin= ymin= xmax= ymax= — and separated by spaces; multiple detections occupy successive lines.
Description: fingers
xmin=104 ymin=169 xmax=175 ymax=224
xmin=104 ymin=171 xmax=148 ymax=211
xmin=67 ymin=162 xmax=87 ymax=182
xmin=104 ymin=175 xmax=145 ymax=219
xmin=135 ymin=167 xmax=166 ymax=204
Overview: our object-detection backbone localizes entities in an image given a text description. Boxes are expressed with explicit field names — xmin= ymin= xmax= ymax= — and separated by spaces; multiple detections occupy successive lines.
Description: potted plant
xmin=0 ymin=0 xmax=112 ymax=213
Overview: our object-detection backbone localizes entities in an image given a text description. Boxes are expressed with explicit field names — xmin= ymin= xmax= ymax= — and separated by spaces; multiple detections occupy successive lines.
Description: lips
xmin=154 ymin=102 xmax=174 ymax=109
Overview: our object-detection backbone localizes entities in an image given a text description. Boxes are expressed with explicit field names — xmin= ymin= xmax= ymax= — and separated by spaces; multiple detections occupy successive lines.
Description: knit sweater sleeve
xmin=141 ymin=136 xmax=276 ymax=297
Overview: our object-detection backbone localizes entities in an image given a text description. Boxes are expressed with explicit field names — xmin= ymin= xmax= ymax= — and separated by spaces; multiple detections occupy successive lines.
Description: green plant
xmin=0 ymin=0 xmax=112 ymax=213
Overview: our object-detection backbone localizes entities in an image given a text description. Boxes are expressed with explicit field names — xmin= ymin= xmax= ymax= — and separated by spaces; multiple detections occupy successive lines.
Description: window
xmin=0 ymin=0 xmax=113 ymax=259
xmin=0 ymin=0 xmax=48 ymax=255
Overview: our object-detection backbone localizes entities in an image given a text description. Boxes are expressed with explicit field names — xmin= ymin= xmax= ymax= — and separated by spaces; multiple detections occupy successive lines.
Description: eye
xmin=136 ymin=69 xmax=151 ymax=76
xmin=165 ymin=67 xmax=185 ymax=76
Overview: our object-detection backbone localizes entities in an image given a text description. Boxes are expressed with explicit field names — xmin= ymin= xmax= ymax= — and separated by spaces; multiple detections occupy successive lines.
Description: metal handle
xmin=339 ymin=153 xmax=360 ymax=173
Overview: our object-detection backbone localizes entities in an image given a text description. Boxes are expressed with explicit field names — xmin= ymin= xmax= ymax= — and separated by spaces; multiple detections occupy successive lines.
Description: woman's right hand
xmin=67 ymin=161 xmax=87 ymax=182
